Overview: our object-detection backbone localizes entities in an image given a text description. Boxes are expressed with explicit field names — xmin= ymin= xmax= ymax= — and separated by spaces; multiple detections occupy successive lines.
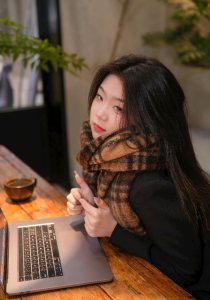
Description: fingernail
xmin=94 ymin=197 xmax=100 ymax=204
xmin=74 ymin=170 xmax=77 ymax=175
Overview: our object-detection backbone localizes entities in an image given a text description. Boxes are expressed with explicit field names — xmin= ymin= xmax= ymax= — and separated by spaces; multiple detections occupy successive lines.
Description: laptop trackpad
xmin=57 ymin=229 xmax=104 ymax=263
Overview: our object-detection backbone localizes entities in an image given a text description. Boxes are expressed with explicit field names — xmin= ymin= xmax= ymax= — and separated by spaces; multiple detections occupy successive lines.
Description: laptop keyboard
xmin=18 ymin=224 xmax=63 ymax=281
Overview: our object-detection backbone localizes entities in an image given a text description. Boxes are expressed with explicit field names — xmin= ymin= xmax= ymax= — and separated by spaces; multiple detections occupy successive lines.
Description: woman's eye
xmin=96 ymin=94 xmax=102 ymax=101
xmin=114 ymin=106 xmax=123 ymax=113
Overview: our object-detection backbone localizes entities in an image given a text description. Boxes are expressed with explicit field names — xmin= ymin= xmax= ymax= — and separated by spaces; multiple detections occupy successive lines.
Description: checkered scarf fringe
xmin=76 ymin=120 xmax=165 ymax=236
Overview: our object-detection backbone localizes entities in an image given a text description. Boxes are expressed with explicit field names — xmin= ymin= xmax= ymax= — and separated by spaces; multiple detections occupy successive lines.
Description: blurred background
xmin=0 ymin=0 xmax=210 ymax=195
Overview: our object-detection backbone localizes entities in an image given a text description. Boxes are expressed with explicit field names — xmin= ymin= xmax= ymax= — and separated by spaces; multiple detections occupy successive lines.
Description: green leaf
xmin=70 ymin=53 xmax=77 ymax=59
xmin=41 ymin=63 xmax=50 ymax=72
xmin=192 ymin=0 xmax=209 ymax=13
xmin=22 ymin=58 xmax=28 ymax=68
xmin=82 ymin=63 xmax=89 ymax=70
xmin=2 ymin=17 xmax=9 ymax=25
xmin=47 ymin=46 xmax=56 ymax=54
xmin=77 ymin=58 xmax=85 ymax=63
xmin=31 ymin=61 xmax=35 ymax=69
xmin=171 ymin=9 xmax=199 ymax=25
xmin=13 ymin=52 xmax=19 ymax=62
xmin=68 ymin=69 xmax=79 ymax=77
xmin=77 ymin=64 xmax=82 ymax=71
xmin=72 ymin=62 xmax=79 ymax=70
xmin=51 ymin=60 xmax=58 ymax=72
xmin=36 ymin=64 xmax=40 ymax=72
xmin=0 ymin=17 xmax=23 ymax=28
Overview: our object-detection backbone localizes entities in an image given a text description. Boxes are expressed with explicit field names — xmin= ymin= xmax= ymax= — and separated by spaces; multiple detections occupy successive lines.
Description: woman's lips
xmin=93 ymin=123 xmax=106 ymax=133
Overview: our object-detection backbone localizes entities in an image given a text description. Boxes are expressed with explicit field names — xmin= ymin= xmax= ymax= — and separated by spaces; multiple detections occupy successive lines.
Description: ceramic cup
xmin=4 ymin=177 xmax=36 ymax=201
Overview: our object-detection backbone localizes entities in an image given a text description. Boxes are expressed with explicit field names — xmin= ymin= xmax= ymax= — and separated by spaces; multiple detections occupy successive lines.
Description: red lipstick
xmin=93 ymin=123 xmax=106 ymax=133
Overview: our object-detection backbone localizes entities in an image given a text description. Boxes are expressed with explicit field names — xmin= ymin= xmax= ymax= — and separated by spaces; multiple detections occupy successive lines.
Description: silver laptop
xmin=0 ymin=208 xmax=113 ymax=296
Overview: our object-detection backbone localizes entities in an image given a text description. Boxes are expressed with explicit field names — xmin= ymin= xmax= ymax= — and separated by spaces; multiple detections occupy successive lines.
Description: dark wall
xmin=0 ymin=106 xmax=51 ymax=179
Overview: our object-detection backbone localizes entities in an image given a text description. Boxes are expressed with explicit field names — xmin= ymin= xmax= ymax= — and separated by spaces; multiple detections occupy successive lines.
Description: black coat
xmin=108 ymin=170 xmax=210 ymax=300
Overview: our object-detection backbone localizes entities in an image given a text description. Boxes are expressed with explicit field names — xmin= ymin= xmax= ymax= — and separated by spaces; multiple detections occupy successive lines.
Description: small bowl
xmin=4 ymin=177 xmax=37 ymax=201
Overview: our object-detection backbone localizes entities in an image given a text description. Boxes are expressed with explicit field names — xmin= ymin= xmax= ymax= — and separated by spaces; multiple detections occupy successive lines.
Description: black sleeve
xmin=108 ymin=175 xmax=202 ymax=287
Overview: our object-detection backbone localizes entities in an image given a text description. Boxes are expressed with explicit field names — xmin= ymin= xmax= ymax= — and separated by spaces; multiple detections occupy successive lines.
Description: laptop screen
xmin=0 ymin=208 xmax=7 ymax=295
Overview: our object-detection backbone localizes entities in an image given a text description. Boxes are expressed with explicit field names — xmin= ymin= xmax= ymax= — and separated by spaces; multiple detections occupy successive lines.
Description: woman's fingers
xmin=67 ymin=201 xmax=83 ymax=215
xmin=66 ymin=187 xmax=84 ymax=215
xmin=74 ymin=171 xmax=90 ymax=192
xmin=67 ymin=206 xmax=83 ymax=216
xmin=74 ymin=171 xmax=94 ymax=205
xmin=66 ymin=172 xmax=95 ymax=216
xmin=67 ymin=188 xmax=82 ymax=205
xmin=67 ymin=201 xmax=82 ymax=211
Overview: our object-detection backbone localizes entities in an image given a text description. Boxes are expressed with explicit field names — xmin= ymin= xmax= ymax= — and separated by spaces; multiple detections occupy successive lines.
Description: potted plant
xmin=0 ymin=16 xmax=87 ymax=76
xmin=142 ymin=0 xmax=210 ymax=72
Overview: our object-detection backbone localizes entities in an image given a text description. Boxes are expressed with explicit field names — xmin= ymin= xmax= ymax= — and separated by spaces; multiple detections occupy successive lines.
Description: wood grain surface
xmin=0 ymin=145 xmax=195 ymax=300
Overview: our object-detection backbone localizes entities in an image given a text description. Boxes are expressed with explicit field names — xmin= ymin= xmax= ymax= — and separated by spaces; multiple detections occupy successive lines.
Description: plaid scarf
xmin=76 ymin=120 xmax=165 ymax=235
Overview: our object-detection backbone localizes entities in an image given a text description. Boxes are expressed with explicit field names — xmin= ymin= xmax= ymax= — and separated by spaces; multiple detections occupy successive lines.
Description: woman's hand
xmin=79 ymin=197 xmax=117 ymax=238
xmin=67 ymin=171 xmax=94 ymax=216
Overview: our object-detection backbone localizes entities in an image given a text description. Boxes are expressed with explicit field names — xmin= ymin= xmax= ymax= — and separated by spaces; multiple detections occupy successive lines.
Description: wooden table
xmin=0 ymin=145 xmax=195 ymax=300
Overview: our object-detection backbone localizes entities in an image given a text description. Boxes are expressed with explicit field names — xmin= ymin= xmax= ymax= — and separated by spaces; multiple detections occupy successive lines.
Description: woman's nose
xmin=96 ymin=105 xmax=108 ymax=121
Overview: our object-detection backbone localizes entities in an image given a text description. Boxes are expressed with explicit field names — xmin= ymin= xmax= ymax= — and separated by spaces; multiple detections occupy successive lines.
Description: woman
xmin=67 ymin=54 xmax=210 ymax=299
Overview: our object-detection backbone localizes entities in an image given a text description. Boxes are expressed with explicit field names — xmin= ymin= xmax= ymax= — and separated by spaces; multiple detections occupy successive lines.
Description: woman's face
xmin=90 ymin=74 xmax=124 ymax=139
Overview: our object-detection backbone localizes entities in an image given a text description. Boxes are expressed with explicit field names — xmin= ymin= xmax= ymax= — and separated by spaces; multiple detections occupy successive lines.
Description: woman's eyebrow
xmin=99 ymin=85 xmax=124 ymax=102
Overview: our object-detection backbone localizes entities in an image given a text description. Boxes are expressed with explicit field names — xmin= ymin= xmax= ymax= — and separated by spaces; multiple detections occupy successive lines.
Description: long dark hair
xmin=88 ymin=54 xmax=210 ymax=238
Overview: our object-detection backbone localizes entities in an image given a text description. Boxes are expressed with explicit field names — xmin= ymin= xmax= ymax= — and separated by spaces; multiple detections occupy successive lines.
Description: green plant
xmin=142 ymin=0 xmax=210 ymax=68
xmin=0 ymin=16 xmax=88 ymax=75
